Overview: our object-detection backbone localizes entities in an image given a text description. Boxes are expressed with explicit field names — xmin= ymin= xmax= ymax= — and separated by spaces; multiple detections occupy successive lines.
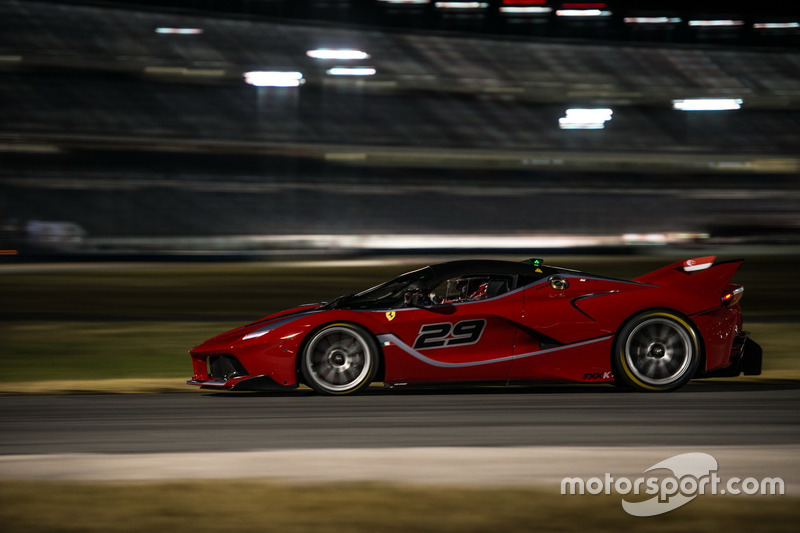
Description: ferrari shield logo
xmin=385 ymin=311 xmax=396 ymax=321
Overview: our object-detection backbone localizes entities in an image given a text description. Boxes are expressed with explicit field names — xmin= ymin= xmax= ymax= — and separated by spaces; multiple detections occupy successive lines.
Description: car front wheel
xmin=613 ymin=310 xmax=700 ymax=392
xmin=301 ymin=323 xmax=378 ymax=395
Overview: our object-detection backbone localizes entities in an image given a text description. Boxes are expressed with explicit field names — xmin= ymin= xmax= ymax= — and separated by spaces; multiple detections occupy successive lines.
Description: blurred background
xmin=2 ymin=7 xmax=799 ymax=530
xmin=1 ymin=0 xmax=799 ymax=260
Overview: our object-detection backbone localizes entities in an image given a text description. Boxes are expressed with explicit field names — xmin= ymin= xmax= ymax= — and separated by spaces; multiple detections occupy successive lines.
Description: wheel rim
xmin=624 ymin=317 xmax=694 ymax=386
xmin=304 ymin=326 xmax=372 ymax=393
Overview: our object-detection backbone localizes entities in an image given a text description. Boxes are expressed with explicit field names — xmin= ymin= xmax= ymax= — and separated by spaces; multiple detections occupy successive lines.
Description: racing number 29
xmin=413 ymin=319 xmax=486 ymax=349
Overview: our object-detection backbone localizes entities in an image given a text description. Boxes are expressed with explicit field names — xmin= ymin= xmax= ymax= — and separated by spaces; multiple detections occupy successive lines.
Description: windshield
xmin=324 ymin=266 xmax=434 ymax=310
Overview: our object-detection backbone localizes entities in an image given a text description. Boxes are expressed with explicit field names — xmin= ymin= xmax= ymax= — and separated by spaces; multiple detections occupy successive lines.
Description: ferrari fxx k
xmin=188 ymin=256 xmax=761 ymax=394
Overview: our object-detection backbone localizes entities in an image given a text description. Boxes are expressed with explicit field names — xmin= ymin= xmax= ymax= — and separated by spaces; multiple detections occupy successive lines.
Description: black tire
xmin=612 ymin=310 xmax=700 ymax=392
xmin=300 ymin=323 xmax=379 ymax=395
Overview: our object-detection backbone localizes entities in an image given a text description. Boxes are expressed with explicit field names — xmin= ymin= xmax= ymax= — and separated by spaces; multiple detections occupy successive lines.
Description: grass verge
xmin=0 ymin=321 xmax=235 ymax=383
xmin=0 ymin=480 xmax=797 ymax=533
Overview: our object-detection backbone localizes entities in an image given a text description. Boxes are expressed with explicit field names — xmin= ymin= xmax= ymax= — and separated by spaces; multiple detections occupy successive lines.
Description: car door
xmin=507 ymin=274 xmax=616 ymax=381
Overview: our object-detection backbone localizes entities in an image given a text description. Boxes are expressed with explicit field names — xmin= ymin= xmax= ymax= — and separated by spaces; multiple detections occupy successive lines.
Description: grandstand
xmin=1 ymin=0 xmax=798 ymax=254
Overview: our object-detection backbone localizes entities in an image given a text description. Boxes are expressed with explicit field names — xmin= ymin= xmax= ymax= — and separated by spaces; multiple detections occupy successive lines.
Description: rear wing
xmin=634 ymin=256 xmax=744 ymax=288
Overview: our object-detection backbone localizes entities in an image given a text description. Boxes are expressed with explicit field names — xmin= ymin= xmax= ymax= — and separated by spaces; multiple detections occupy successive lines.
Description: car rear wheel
xmin=301 ymin=323 xmax=378 ymax=395
xmin=613 ymin=310 xmax=700 ymax=392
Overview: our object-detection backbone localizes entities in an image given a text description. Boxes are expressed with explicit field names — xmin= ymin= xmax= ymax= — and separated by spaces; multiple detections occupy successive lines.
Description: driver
xmin=441 ymin=277 xmax=489 ymax=303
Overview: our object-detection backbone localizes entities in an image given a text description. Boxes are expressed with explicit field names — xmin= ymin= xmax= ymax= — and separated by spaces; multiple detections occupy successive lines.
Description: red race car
xmin=188 ymin=256 xmax=761 ymax=394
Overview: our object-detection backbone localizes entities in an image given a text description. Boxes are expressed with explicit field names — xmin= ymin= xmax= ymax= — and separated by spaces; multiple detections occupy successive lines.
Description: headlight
xmin=243 ymin=329 xmax=271 ymax=340
xmin=241 ymin=314 xmax=309 ymax=340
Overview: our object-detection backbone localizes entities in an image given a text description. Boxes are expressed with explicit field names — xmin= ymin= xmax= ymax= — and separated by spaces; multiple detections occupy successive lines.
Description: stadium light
xmin=557 ymin=9 xmax=611 ymax=17
xmin=556 ymin=2 xmax=611 ymax=17
xmin=243 ymin=71 xmax=304 ymax=87
xmin=155 ymin=27 xmax=203 ymax=34
xmin=672 ymin=98 xmax=743 ymax=111
xmin=688 ymin=19 xmax=744 ymax=27
xmin=435 ymin=2 xmax=490 ymax=9
xmin=327 ymin=67 xmax=377 ymax=76
xmin=501 ymin=6 xmax=552 ymax=14
xmin=559 ymin=108 xmax=613 ymax=130
xmin=624 ymin=17 xmax=681 ymax=24
xmin=753 ymin=22 xmax=799 ymax=29
xmin=307 ymin=49 xmax=370 ymax=60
